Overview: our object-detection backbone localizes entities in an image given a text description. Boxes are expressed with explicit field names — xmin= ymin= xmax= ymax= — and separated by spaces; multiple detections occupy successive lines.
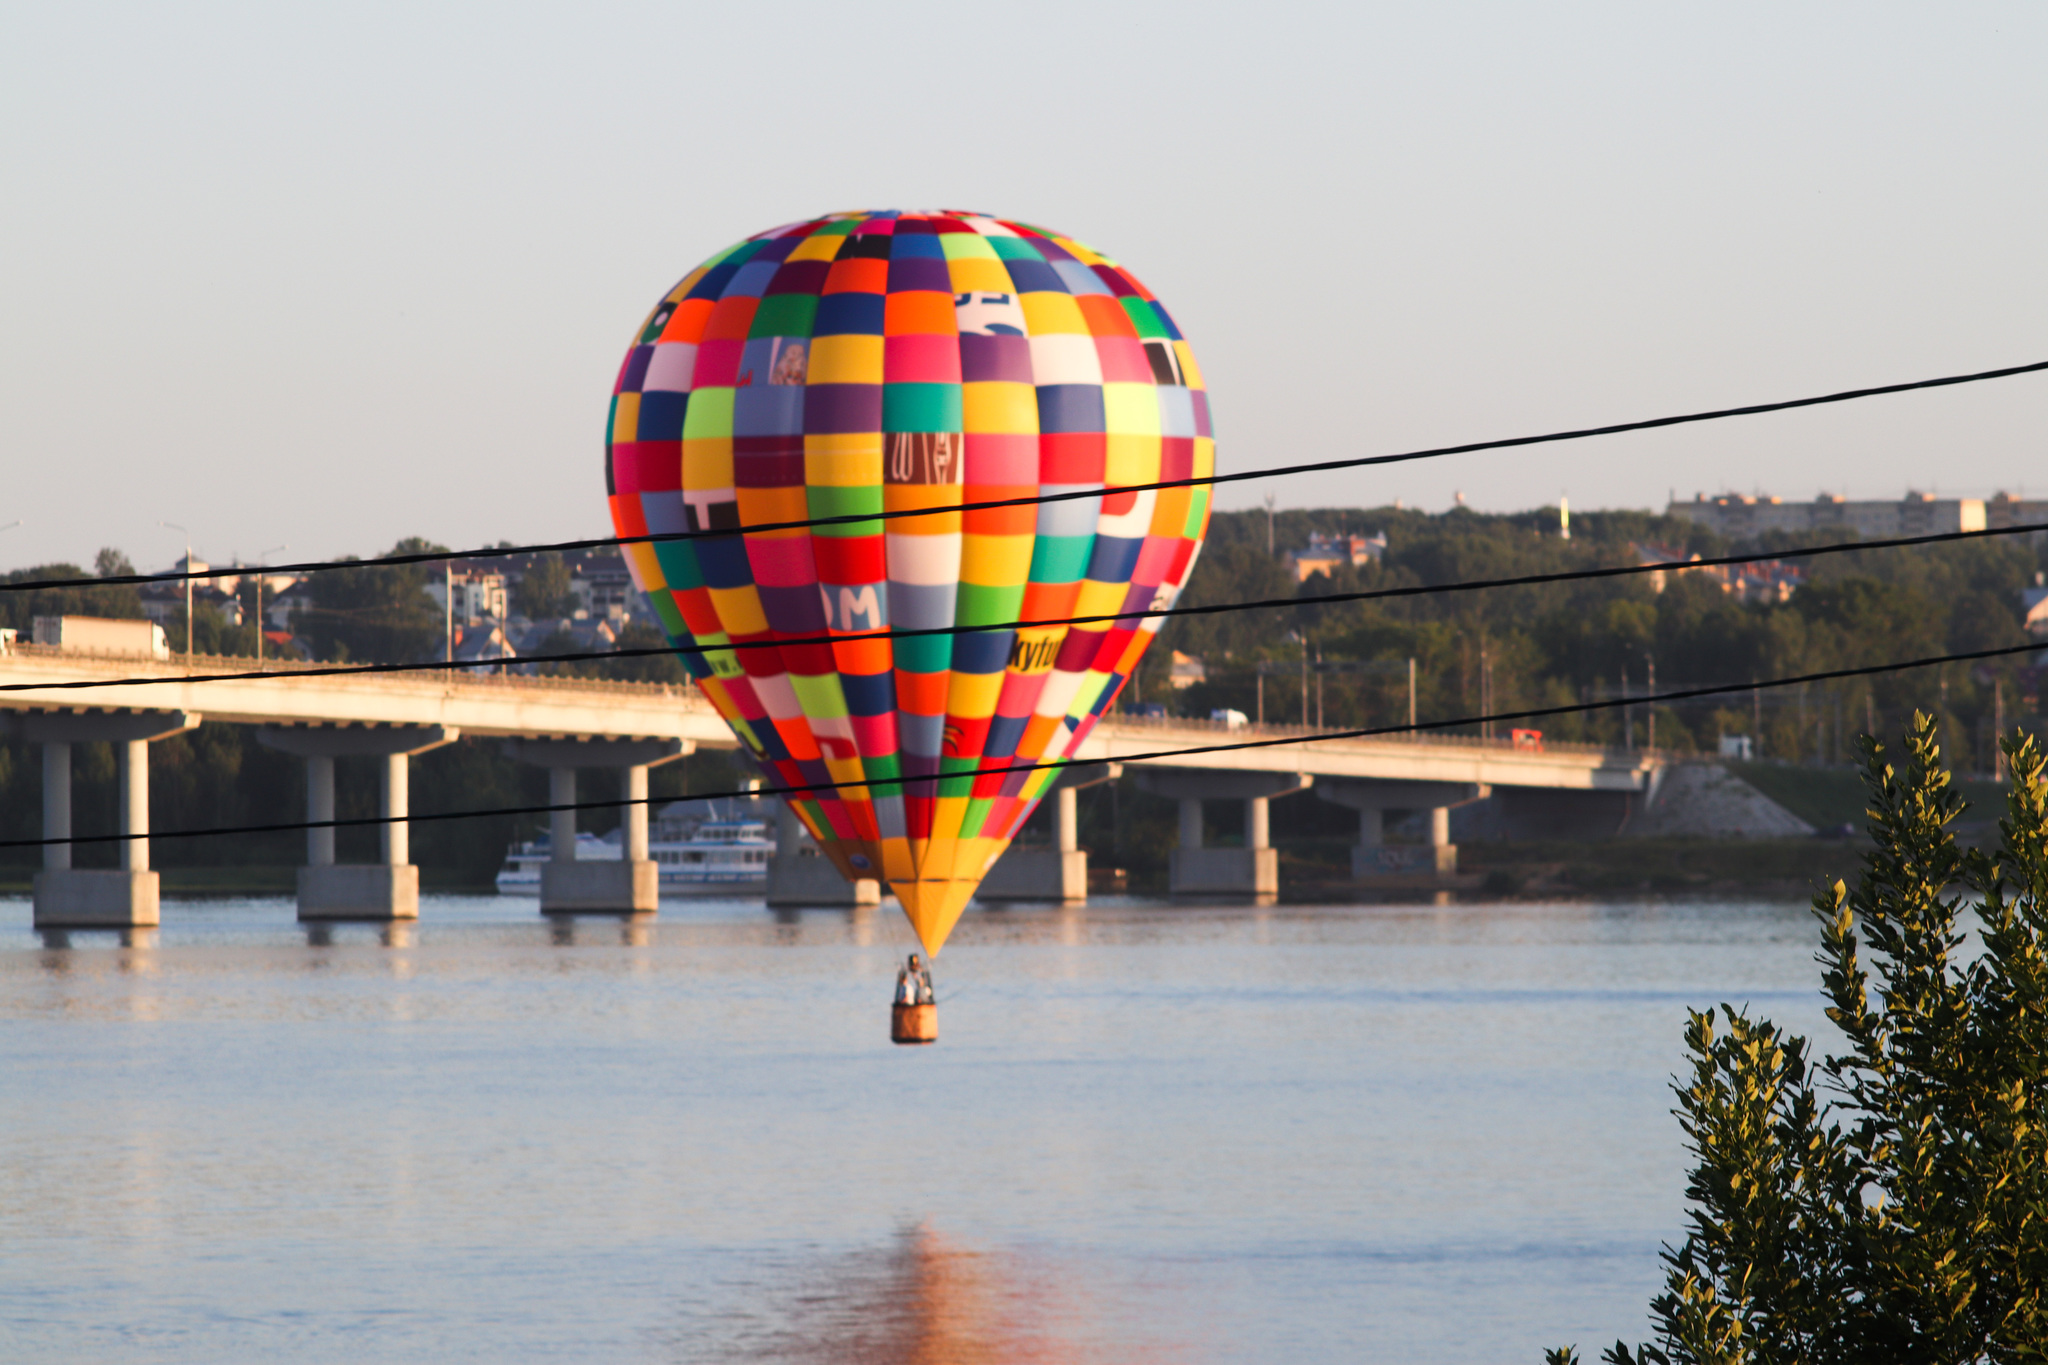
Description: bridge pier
xmin=1316 ymin=779 xmax=1488 ymax=880
xmin=980 ymin=763 xmax=1121 ymax=903
xmin=258 ymin=725 xmax=457 ymax=920
xmin=15 ymin=710 xmax=200 ymax=929
xmin=766 ymin=801 xmax=881 ymax=907
xmin=1133 ymin=768 xmax=1313 ymax=903
xmin=502 ymin=737 xmax=686 ymax=914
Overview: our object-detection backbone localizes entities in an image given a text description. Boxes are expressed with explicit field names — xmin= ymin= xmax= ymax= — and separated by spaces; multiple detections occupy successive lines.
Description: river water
xmin=0 ymin=892 xmax=1832 ymax=1363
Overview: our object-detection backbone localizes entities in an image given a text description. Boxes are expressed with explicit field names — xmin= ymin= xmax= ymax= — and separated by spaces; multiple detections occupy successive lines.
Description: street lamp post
xmin=1644 ymin=652 xmax=1657 ymax=752
xmin=1287 ymin=631 xmax=1307 ymax=726
xmin=1315 ymin=646 xmax=1324 ymax=729
xmin=1407 ymin=657 xmax=1418 ymax=737
xmin=161 ymin=521 xmax=193 ymax=656
xmin=1479 ymin=643 xmax=1492 ymax=740
xmin=1620 ymin=664 xmax=1633 ymax=750
xmin=252 ymin=545 xmax=286 ymax=663
xmin=445 ymin=561 xmax=455 ymax=675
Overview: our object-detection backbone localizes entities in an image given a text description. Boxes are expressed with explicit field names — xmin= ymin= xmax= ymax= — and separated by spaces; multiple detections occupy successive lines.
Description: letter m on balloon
xmin=832 ymin=584 xmax=883 ymax=633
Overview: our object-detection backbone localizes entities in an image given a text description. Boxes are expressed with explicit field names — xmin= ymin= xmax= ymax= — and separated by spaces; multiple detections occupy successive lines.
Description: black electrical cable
xmin=7 ymin=358 xmax=2043 ymax=597
xmin=5 ymin=638 xmax=2037 ymax=850
xmin=7 ymin=519 xmax=2045 ymax=696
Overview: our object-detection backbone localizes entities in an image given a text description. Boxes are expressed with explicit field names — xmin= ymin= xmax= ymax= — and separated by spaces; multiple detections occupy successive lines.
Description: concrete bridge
xmin=0 ymin=643 xmax=720 ymax=928
xmin=0 ymin=641 xmax=1660 ymax=924
xmin=1073 ymin=715 xmax=1655 ymax=900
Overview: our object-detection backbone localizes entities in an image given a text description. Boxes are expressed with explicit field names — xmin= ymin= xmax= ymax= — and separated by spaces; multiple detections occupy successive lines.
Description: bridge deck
xmin=1083 ymin=715 xmax=1653 ymax=791
xmin=0 ymin=646 xmax=730 ymax=744
xmin=0 ymin=647 xmax=1653 ymax=790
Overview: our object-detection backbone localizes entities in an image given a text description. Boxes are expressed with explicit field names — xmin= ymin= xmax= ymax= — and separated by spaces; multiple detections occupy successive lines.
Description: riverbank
xmin=1272 ymin=836 xmax=1866 ymax=903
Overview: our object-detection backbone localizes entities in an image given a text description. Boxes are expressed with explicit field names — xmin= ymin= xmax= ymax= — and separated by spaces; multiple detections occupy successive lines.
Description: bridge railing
xmin=1 ymin=642 xmax=708 ymax=704
xmin=1103 ymin=708 xmax=1632 ymax=759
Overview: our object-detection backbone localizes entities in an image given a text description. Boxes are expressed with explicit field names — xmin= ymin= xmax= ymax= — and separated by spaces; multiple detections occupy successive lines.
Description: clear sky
xmin=3 ymin=1 xmax=2043 ymax=572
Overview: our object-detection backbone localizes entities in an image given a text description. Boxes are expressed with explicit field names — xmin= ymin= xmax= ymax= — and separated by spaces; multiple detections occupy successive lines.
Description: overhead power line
xmin=6 ymin=358 xmax=2043 ymax=598
xmin=6 ymin=519 xmax=2044 ymax=697
xmin=4 ymin=638 xmax=2037 ymax=851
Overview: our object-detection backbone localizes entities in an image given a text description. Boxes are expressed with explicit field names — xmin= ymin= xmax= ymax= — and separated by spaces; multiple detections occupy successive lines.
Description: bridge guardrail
xmin=1102 ymin=709 xmax=1640 ymax=759
xmin=2 ymin=643 xmax=708 ymax=704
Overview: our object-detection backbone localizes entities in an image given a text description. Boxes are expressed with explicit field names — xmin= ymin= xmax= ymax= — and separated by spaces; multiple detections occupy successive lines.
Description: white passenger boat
xmin=495 ymin=797 xmax=775 ymax=896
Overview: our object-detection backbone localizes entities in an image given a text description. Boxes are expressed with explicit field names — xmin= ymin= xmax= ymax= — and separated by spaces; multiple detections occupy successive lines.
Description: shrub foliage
xmin=1551 ymin=713 xmax=2048 ymax=1364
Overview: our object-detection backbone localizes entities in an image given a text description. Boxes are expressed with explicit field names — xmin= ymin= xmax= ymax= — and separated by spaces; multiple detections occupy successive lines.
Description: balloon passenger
xmin=895 ymin=955 xmax=934 ymax=1006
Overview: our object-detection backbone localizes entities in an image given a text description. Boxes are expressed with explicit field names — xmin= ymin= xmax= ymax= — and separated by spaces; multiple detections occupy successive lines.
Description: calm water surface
xmin=0 ymin=892 xmax=1831 ymax=1363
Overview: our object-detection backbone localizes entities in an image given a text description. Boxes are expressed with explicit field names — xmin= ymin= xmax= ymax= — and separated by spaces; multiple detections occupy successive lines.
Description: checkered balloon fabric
xmin=605 ymin=211 xmax=1213 ymax=954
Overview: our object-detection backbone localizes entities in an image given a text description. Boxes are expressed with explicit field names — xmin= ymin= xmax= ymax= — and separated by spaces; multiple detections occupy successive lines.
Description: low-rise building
xmin=203 ymin=563 xmax=298 ymax=600
xmin=262 ymin=630 xmax=308 ymax=660
xmin=495 ymin=548 xmax=644 ymax=626
xmin=511 ymin=615 xmax=618 ymax=665
xmin=196 ymin=585 xmax=242 ymax=627
xmin=138 ymin=553 xmax=206 ymax=625
xmin=1286 ymin=531 xmax=1387 ymax=582
xmin=1168 ymin=651 xmax=1206 ymax=689
xmin=454 ymin=618 xmax=518 ymax=664
xmin=266 ymin=579 xmax=317 ymax=631
xmin=1632 ymin=542 xmax=1806 ymax=604
xmin=138 ymin=556 xmax=250 ymax=629
xmin=425 ymin=562 xmax=511 ymax=625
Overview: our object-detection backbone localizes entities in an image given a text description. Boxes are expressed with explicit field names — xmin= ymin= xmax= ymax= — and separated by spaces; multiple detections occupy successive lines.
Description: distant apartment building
xmin=568 ymin=552 xmax=636 ymax=621
xmin=1632 ymin=542 xmax=1806 ymax=604
xmin=1286 ymin=531 xmax=1386 ymax=582
xmin=1663 ymin=490 xmax=2043 ymax=541
xmin=1168 ymin=650 xmax=1206 ymax=689
xmin=1987 ymin=492 xmax=2048 ymax=537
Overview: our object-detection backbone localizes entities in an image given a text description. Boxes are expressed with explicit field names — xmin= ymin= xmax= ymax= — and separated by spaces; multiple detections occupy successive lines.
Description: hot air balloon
xmin=605 ymin=210 xmax=1213 ymax=960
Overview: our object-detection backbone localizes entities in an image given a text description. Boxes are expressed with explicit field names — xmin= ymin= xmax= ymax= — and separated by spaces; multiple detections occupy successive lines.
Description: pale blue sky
xmin=3 ymin=1 xmax=2043 ymax=571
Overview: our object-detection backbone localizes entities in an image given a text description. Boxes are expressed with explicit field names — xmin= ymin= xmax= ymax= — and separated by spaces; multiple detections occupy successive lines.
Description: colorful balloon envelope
xmin=605 ymin=210 xmax=1214 ymax=955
